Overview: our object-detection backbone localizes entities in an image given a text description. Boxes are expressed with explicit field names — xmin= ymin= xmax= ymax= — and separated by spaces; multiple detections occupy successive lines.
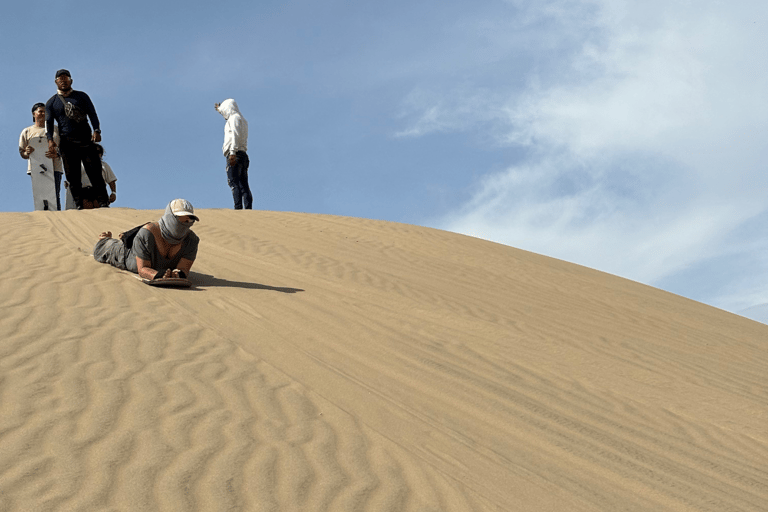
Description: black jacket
xmin=46 ymin=90 xmax=100 ymax=143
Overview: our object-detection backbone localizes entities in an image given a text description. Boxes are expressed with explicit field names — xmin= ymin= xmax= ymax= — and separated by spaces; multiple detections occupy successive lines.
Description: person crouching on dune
xmin=93 ymin=198 xmax=200 ymax=280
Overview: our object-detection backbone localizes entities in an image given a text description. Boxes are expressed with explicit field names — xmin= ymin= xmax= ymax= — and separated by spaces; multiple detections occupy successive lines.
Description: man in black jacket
xmin=45 ymin=69 xmax=109 ymax=209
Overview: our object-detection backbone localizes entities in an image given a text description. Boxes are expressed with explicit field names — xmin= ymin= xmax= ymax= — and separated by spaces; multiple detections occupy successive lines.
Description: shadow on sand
xmin=190 ymin=273 xmax=304 ymax=294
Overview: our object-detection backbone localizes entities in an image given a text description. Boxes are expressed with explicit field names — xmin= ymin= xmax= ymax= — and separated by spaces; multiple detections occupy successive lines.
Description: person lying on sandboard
xmin=93 ymin=198 xmax=200 ymax=286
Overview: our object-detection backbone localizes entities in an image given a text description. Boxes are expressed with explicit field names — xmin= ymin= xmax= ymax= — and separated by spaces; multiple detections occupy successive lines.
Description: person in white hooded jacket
xmin=215 ymin=99 xmax=252 ymax=209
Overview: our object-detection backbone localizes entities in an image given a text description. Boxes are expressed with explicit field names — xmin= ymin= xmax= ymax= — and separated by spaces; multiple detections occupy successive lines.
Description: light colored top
xmin=19 ymin=125 xmax=62 ymax=174
xmin=218 ymin=99 xmax=248 ymax=157
xmin=65 ymin=161 xmax=118 ymax=209
xmin=81 ymin=161 xmax=117 ymax=187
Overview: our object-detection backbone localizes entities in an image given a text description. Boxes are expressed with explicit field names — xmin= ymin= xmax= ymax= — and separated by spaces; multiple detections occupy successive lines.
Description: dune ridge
xmin=0 ymin=208 xmax=766 ymax=511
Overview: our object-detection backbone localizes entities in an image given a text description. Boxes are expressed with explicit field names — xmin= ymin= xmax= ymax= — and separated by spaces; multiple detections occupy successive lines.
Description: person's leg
xmin=81 ymin=187 xmax=96 ymax=209
xmin=239 ymin=152 xmax=253 ymax=209
xmin=82 ymin=144 xmax=109 ymax=207
xmin=93 ymin=234 xmax=128 ymax=270
xmin=54 ymin=171 xmax=63 ymax=210
xmin=226 ymin=158 xmax=243 ymax=209
xmin=59 ymin=139 xmax=84 ymax=208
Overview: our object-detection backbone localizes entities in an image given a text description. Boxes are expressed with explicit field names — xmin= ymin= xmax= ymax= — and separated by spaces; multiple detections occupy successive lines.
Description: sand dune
xmin=0 ymin=208 xmax=766 ymax=512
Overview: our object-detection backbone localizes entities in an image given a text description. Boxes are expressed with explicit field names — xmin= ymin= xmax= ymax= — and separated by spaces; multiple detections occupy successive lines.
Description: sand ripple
xmin=0 ymin=210 xmax=766 ymax=511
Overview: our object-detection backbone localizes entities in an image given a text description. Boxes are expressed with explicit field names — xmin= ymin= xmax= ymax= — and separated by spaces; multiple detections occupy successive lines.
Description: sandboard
xmin=27 ymin=136 xmax=58 ymax=211
xmin=113 ymin=267 xmax=192 ymax=288
xmin=65 ymin=186 xmax=76 ymax=210
xmin=136 ymin=276 xmax=192 ymax=288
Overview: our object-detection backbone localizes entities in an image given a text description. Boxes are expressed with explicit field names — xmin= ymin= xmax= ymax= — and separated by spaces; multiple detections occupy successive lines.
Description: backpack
xmin=119 ymin=223 xmax=151 ymax=249
xmin=58 ymin=94 xmax=88 ymax=123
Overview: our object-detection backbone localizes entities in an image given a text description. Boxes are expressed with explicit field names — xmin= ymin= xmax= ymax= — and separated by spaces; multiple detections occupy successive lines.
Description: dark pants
xmin=60 ymin=138 xmax=108 ymax=209
xmin=226 ymin=150 xmax=253 ymax=210
xmin=54 ymin=171 xmax=62 ymax=211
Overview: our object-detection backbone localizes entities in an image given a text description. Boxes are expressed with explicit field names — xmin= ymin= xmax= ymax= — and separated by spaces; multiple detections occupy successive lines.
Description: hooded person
xmin=215 ymin=99 xmax=252 ymax=209
xmin=93 ymin=199 xmax=200 ymax=280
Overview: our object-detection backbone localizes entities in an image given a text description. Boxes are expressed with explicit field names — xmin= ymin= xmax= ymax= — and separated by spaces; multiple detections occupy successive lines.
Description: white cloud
xmin=402 ymin=0 xmax=768 ymax=309
xmin=441 ymin=154 xmax=758 ymax=285
xmin=394 ymin=87 xmax=507 ymax=138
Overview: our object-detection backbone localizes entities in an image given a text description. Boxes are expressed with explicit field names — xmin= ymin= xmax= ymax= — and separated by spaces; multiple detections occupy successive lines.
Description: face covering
xmin=158 ymin=204 xmax=195 ymax=244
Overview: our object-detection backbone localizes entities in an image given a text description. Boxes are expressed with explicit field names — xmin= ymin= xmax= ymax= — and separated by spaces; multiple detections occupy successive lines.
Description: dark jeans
xmin=54 ymin=171 xmax=62 ymax=211
xmin=226 ymin=150 xmax=253 ymax=209
xmin=59 ymin=138 xmax=108 ymax=208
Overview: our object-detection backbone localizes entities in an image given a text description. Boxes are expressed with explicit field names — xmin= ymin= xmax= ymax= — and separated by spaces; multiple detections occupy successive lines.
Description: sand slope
xmin=0 ymin=208 xmax=766 ymax=512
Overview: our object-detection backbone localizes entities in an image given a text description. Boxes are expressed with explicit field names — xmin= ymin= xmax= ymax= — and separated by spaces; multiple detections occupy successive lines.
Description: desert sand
xmin=0 ymin=208 xmax=766 ymax=512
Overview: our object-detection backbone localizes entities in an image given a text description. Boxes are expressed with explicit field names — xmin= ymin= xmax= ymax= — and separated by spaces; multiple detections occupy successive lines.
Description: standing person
xmin=45 ymin=69 xmax=109 ymax=209
xmin=19 ymin=102 xmax=64 ymax=210
xmin=94 ymin=143 xmax=118 ymax=204
xmin=65 ymin=144 xmax=118 ymax=209
xmin=215 ymin=99 xmax=252 ymax=209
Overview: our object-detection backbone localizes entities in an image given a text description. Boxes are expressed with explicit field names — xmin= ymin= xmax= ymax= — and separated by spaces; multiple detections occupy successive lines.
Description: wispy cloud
xmin=394 ymin=87 xmax=507 ymax=138
xmin=397 ymin=0 xmax=768 ymax=309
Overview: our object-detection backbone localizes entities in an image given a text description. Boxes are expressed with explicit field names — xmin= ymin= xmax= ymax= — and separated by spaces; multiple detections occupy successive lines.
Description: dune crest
xmin=0 ymin=208 xmax=766 ymax=511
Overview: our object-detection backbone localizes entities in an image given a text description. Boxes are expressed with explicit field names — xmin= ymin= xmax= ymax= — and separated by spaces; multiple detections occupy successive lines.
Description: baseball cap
xmin=55 ymin=69 xmax=71 ymax=79
xmin=169 ymin=198 xmax=199 ymax=221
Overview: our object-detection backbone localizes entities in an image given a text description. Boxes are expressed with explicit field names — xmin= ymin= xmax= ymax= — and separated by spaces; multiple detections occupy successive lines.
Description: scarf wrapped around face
xmin=158 ymin=203 xmax=195 ymax=244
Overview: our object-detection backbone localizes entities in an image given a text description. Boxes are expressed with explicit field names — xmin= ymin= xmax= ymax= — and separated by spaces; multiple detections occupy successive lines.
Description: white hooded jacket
xmin=217 ymin=99 xmax=248 ymax=157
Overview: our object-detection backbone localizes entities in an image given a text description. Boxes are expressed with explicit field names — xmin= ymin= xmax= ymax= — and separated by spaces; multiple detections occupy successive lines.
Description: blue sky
xmin=2 ymin=0 xmax=768 ymax=319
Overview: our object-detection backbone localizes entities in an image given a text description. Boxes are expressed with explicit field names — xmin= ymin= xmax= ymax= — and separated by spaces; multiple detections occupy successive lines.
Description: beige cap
xmin=169 ymin=198 xmax=199 ymax=221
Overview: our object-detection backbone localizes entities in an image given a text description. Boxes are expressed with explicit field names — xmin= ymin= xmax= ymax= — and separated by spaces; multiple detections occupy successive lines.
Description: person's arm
xmin=46 ymin=99 xmax=56 ymax=143
xmin=19 ymin=130 xmax=32 ymax=159
xmin=132 ymin=226 xmax=162 ymax=279
xmin=223 ymin=117 xmax=236 ymax=163
xmin=232 ymin=115 xmax=247 ymax=150
xmin=173 ymin=258 xmax=195 ymax=278
xmin=107 ymin=181 xmax=117 ymax=203
xmin=47 ymin=127 xmax=60 ymax=160
xmin=84 ymin=93 xmax=101 ymax=142
xmin=228 ymin=115 xmax=246 ymax=165
xmin=136 ymin=257 xmax=171 ymax=280
xmin=100 ymin=162 xmax=116 ymax=201
xmin=137 ymin=256 xmax=192 ymax=279
xmin=172 ymin=234 xmax=198 ymax=278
